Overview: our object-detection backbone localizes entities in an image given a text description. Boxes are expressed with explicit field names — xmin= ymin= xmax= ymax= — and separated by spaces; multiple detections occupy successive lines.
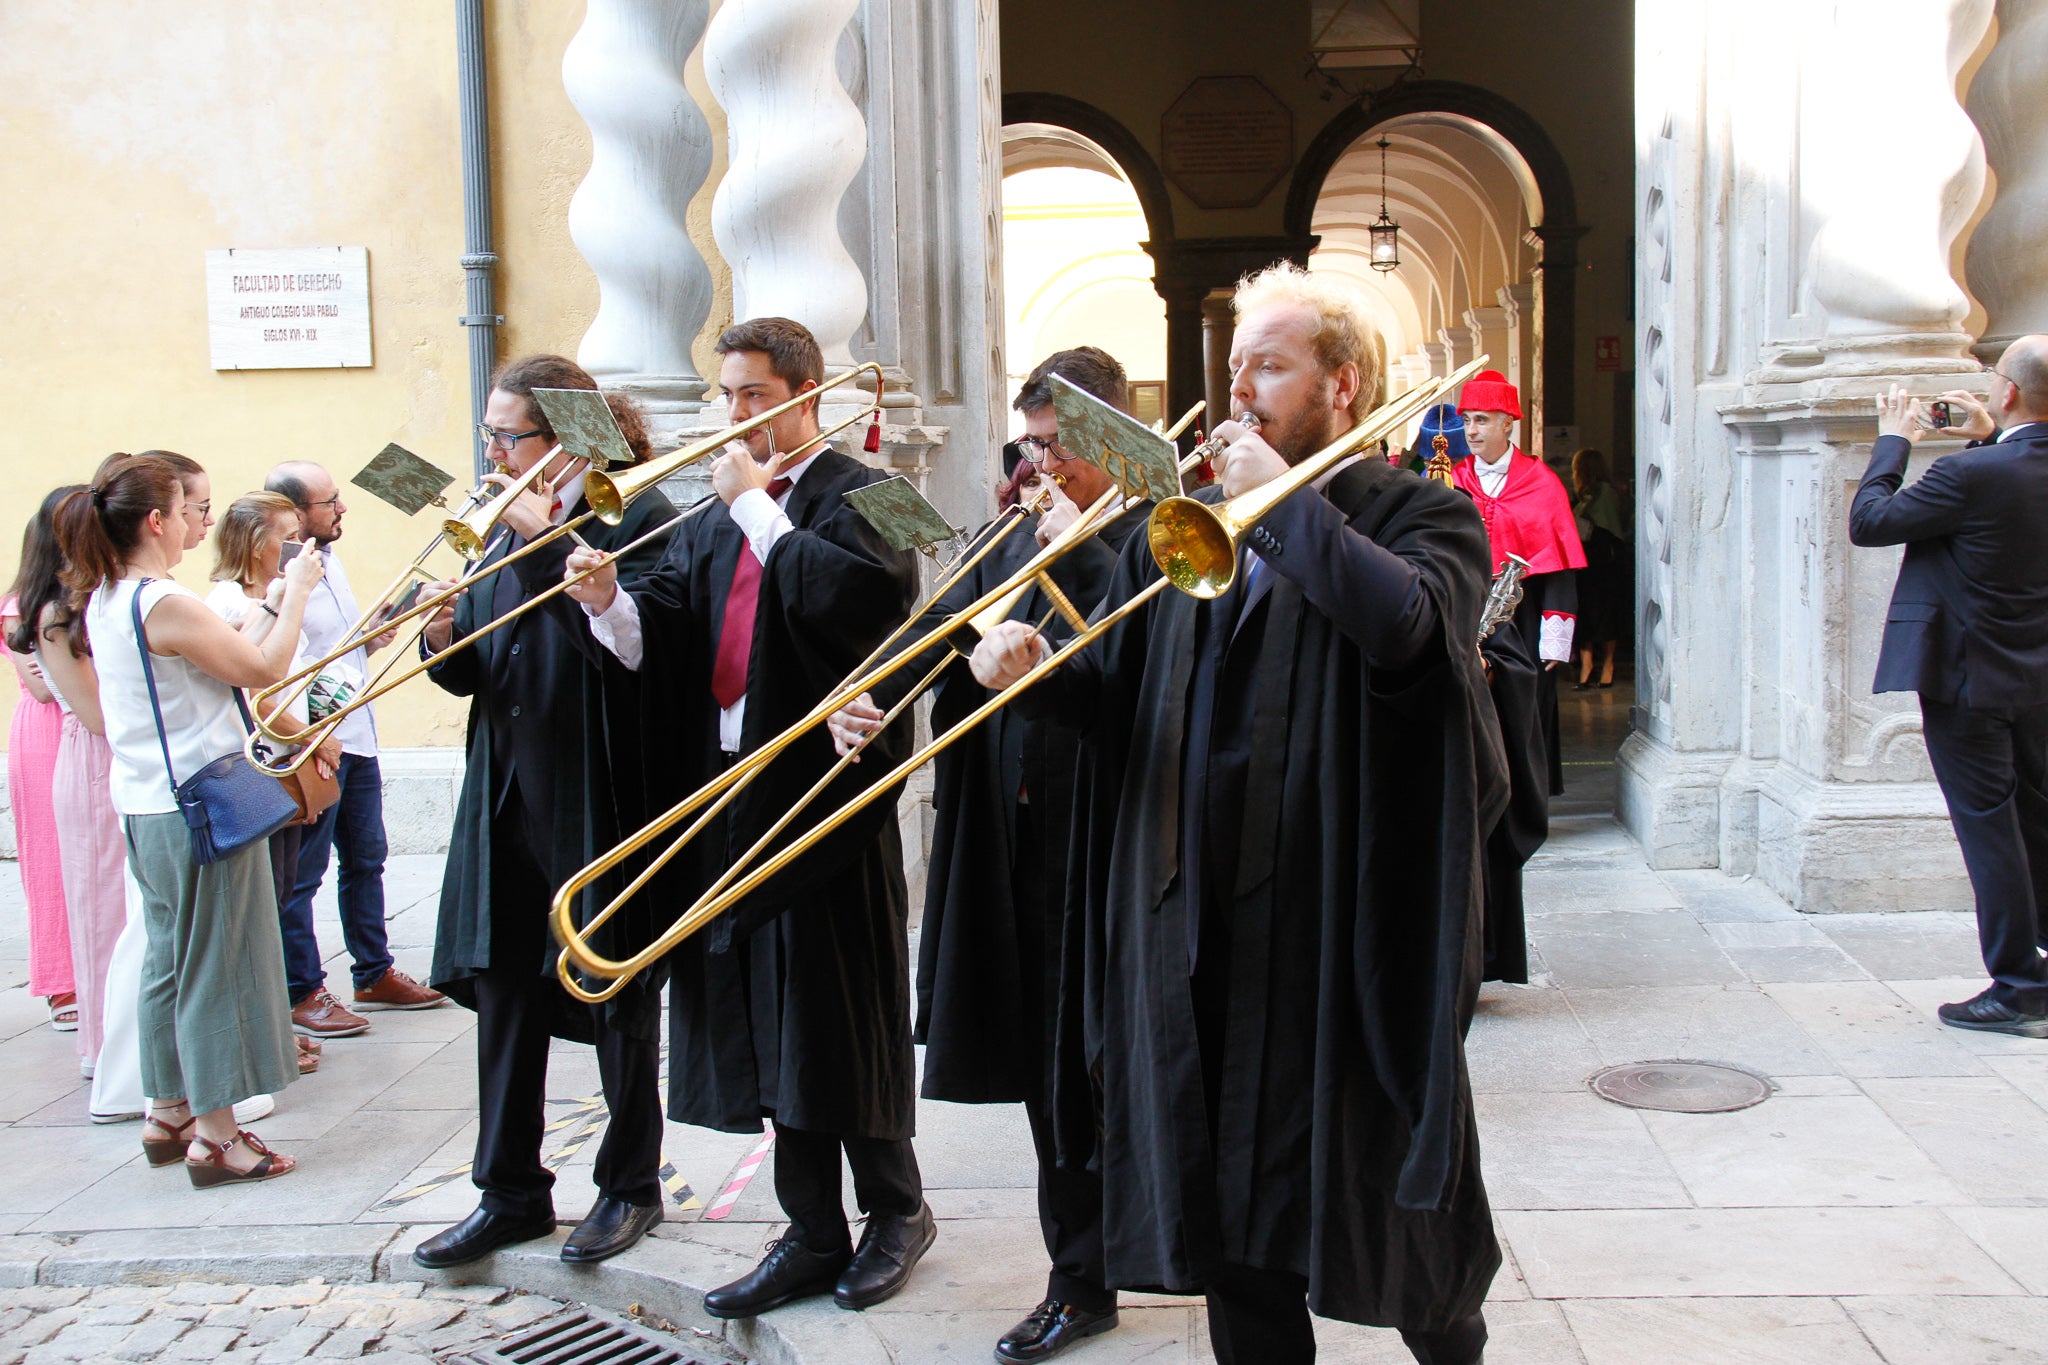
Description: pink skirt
xmin=54 ymin=716 xmax=124 ymax=1060
xmin=7 ymin=684 xmax=71 ymax=996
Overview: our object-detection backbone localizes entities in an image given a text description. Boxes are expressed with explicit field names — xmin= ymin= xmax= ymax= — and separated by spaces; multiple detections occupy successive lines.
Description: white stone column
xmin=563 ymin=0 xmax=715 ymax=421
xmin=1498 ymin=282 xmax=1536 ymax=407
xmin=1438 ymin=323 xmax=1478 ymax=373
xmin=705 ymin=0 xmax=871 ymax=365
xmin=1965 ymin=0 xmax=2048 ymax=355
xmin=1463 ymin=305 xmax=1510 ymax=378
xmin=1418 ymin=339 xmax=1450 ymax=379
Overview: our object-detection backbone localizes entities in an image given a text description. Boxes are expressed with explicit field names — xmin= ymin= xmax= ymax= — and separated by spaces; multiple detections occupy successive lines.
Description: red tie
xmin=710 ymin=477 xmax=792 ymax=709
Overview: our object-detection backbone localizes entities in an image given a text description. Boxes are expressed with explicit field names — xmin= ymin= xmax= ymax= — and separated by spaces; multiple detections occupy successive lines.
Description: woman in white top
xmin=58 ymin=454 xmax=323 ymax=1187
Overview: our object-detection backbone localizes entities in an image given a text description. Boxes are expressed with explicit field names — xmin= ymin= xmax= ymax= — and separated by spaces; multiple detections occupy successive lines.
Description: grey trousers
xmin=126 ymin=813 xmax=296 ymax=1114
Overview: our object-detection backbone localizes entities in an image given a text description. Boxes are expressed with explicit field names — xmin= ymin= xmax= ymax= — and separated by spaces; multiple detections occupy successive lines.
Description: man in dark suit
xmin=562 ymin=318 xmax=930 ymax=1319
xmin=1850 ymin=336 xmax=2048 ymax=1037
xmin=413 ymin=356 xmax=675 ymax=1268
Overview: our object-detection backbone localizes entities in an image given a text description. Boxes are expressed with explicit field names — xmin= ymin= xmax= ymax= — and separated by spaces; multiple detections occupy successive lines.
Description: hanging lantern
xmin=1369 ymin=136 xmax=1401 ymax=272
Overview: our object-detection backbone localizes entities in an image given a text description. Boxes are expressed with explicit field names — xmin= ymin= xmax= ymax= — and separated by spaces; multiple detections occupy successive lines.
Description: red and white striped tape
xmin=702 ymin=1128 xmax=776 ymax=1221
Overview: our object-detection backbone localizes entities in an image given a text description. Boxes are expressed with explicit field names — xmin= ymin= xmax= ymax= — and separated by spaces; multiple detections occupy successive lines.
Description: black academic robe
xmin=889 ymin=500 xmax=1150 ymax=1107
xmin=1032 ymin=457 xmax=1508 ymax=1332
xmin=426 ymin=489 xmax=676 ymax=1042
xmin=1479 ymin=618 xmax=1544 ymax=984
xmin=1510 ymin=572 xmax=1575 ymax=796
xmin=591 ymin=448 xmax=921 ymax=1140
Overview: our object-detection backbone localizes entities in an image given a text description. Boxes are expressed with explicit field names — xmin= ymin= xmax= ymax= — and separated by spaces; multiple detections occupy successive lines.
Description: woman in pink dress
xmin=5 ymin=490 xmax=77 ymax=1031
xmin=17 ymin=484 xmax=128 ymax=1073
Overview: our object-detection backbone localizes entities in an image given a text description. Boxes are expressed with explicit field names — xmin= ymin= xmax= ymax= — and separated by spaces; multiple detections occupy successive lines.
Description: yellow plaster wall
xmin=0 ymin=0 xmax=599 ymax=749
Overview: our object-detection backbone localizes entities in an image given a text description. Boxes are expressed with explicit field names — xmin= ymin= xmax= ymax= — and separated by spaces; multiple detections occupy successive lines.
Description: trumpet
xmin=551 ymin=361 xmax=1490 ymax=995
xmin=1478 ymin=553 xmax=1532 ymax=645
xmin=245 ymin=364 xmax=888 ymax=775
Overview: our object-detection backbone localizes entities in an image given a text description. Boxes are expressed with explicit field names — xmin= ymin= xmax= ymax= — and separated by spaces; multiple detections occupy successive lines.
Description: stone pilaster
xmin=1202 ymin=290 xmax=1235 ymax=430
xmin=1439 ymin=323 xmax=1478 ymax=373
xmin=563 ymin=0 xmax=716 ymax=436
xmin=1463 ymin=305 xmax=1510 ymax=376
xmin=1498 ymin=281 xmax=1536 ymax=417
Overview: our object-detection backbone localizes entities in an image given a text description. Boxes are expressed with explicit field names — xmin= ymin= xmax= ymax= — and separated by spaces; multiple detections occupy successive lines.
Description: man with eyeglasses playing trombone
xmin=829 ymin=346 xmax=1146 ymax=1363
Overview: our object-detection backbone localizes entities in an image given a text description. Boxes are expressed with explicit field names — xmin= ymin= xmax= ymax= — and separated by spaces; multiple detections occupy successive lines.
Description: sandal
xmin=48 ymin=993 xmax=78 ymax=1032
xmin=296 ymin=1036 xmax=320 ymax=1075
xmin=142 ymin=1111 xmax=196 ymax=1167
xmin=186 ymin=1130 xmax=296 ymax=1189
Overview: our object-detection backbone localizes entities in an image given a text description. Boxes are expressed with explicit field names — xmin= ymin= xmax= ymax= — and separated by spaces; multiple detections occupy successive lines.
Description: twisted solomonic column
xmin=706 ymin=0 xmax=871 ymax=364
xmin=1965 ymin=0 xmax=2048 ymax=354
xmin=1804 ymin=0 xmax=1992 ymax=350
xmin=563 ymin=0 xmax=715 ymax=414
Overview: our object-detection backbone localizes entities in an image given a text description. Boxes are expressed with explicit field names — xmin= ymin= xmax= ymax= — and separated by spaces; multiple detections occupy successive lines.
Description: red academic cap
xmin=1456 ymin=369 xmax=1522 ymax=420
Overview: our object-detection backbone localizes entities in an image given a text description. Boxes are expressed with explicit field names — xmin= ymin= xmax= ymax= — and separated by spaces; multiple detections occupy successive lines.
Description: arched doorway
xmin=1000 ymin=122 xmax=1168 ymax=427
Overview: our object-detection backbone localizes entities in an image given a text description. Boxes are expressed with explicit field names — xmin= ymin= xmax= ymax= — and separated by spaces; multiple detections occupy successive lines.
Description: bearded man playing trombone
xmin=971 ymin=264 xmax=1505 ymax=1365
xmin=562 ymin=318 xmax=932 ymax=1318
xmin=411 ymin=355 xmax=677 ymax=1270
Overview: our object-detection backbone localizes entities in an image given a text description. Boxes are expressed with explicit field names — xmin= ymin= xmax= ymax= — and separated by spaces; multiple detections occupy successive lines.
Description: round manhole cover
xmin=1588 ymin=1060 xmax=1774 ymax=1113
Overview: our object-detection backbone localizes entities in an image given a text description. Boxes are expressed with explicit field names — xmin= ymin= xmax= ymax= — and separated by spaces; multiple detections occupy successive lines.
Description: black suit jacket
xmin=1849 ymin=422 xmax=2048 ymax=707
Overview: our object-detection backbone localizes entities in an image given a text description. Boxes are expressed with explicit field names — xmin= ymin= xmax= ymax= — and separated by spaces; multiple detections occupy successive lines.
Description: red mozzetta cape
xmin=1451 ymin=449 xmax=1587 ymax=576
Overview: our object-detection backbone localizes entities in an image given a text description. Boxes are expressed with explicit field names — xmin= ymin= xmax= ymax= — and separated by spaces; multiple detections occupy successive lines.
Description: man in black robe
xmin=1479 ymin=615 xmax=1543 ymax=983
xmin=413 ymin=357 xmax=674 ymax=1269
xmin=561 ymin=318 xmax=930 ymax=1318
xmin=830 ymin=346 xmax=1149 ymax=1362
xmin=972 ymin=264 xmax=1505 ymax=1364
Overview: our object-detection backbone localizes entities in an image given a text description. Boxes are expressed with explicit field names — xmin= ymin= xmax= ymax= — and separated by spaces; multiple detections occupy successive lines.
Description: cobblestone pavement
xmin=0 ymin=1280 xmax=735 ymax=1365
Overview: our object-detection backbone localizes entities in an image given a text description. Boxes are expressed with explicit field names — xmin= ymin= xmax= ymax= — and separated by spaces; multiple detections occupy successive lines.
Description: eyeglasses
xmin=302 ymin=494 xmax=343 ymax=511
xmin=1992 ymin=368 xmax=2017 ymax=389
xmin=478 ymin=424 xmax=546 ymax=451
xmin=1014 ymin=434 xmax=1062 ymax=464
xmin=182 ymin=501 xmax=211 ymax=519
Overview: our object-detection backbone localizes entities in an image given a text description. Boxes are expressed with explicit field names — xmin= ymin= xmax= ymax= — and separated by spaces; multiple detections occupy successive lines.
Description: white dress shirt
xmin=587 ymin=447 xmax=821 ymax=752
xmin=1473 ymin=449 xmax=1514 ymax=498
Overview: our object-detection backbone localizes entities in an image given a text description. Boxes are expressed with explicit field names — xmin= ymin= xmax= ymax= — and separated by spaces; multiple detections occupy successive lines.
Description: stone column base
xmin=1619 ymin=732 xmax=1971 ymax=913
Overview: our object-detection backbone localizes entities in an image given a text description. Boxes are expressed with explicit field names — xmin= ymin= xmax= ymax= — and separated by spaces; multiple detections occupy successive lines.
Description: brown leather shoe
xmin=353 ymin=968 xmax=449 ymax=1011
xmin=292 ymin=988 xmax=371 ymax=1037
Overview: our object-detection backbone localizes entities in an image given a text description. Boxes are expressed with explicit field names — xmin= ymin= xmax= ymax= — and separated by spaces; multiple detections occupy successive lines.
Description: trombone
xmin=245 ymin=363 xmax=888 ymax=775
xmin=551 ymin=363 xmax=1488 ymax=995
xmin=545 ymin=402 xmax=1224 ymax=1001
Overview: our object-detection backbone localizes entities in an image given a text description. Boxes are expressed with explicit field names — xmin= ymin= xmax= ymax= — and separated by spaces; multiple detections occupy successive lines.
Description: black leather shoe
xmin=560 ymin=1195 xmax=664 ymax=1264
xmin=703 ymin=1236 xmax=851 ymax=1319
xmin=1939 ymin=989 xmax=2048 ymax=1038
xmin=994 ymin=1299 xmax=1120 ymax=1362
xmin=412 ymin=1206 xmax=557 ymax=1269
xmin=834 ymin=1202 xmax=937 ymax=1310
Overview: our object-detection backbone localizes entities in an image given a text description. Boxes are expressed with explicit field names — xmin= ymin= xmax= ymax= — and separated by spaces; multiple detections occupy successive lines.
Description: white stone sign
xmin=205 ymin=246 xmax=372 ymax=370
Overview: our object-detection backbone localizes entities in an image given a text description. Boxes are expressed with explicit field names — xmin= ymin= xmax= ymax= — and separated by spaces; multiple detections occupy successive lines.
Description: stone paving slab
xmin=7 ymin=819 xmax=2048 ymax=1362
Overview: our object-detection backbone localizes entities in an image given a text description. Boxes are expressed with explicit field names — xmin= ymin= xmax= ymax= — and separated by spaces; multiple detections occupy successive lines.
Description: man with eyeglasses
xmin=1854 ymin=335 xmax=2048 ymax=1037
xmin=263 ymin=461 xmax=446 ymax=1042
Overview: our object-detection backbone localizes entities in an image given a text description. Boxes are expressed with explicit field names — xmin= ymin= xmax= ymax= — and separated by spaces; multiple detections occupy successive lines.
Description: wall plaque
xmin=1161 ymin=76 xmax=1294 ymax=210
xmin=205 ymin=246 xmax=372 ymax=370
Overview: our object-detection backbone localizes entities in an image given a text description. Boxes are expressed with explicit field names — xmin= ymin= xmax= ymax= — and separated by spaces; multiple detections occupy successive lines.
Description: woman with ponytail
xmin=60 ymin=454 xmax=324 ymax=1186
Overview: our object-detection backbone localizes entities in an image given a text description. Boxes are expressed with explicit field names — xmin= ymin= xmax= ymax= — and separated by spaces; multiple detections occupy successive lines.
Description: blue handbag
xmin=132 ymin=580 xmax=300 ymax=865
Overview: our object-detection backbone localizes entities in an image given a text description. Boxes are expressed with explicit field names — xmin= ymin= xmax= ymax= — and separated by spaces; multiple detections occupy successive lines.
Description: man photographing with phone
xmin=263 ymin=462 xmax=445 ymax=1041
xmin=1850 ymin=336 xmax=2048 ymax=1037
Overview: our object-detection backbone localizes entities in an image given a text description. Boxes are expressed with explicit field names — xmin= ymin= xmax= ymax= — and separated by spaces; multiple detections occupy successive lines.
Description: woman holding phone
xmin=58 ymin=454 xmax=323 ymax=1186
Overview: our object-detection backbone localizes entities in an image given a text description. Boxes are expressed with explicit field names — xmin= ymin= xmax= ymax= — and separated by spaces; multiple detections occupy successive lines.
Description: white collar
xmin=773 ymin=441 xmax=830 ymax=487
xmin=552 ymin=468 xmax=588 ymax=523
xmin=1474 ymin=447 xmax=1516 ymax=476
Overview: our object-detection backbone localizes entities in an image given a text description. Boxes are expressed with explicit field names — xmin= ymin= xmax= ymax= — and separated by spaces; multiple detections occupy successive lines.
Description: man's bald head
xmin=1999 ymin=336 xmax=2048 ymax=423
xmin=266 ymin=460 xmax=345 ymax=542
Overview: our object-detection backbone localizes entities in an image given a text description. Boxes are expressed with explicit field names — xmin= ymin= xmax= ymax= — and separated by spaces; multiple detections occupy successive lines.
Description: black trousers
xmin=772 ymin=1121 xmax=923 ymax=1253
xmin=1206 ymin=1262 xmax=1487 ymax=1365
xmin=1023 ymin=1090 xmax=1113 ymax=1311
xmin=1921 ymin=697 xmax=2048 ymax=1010
xmin=471 ymin=792 xmax=664 ymax=1220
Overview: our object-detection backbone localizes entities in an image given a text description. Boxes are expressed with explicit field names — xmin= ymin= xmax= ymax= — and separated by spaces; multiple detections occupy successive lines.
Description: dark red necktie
xmin=710 ymin=477 xmax=792 ymax=708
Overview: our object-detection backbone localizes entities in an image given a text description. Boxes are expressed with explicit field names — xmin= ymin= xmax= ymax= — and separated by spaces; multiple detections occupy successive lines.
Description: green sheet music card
xmin=532 ymin=387 xmax=632 ymax=471
xmin=844 ymin=476 xmax=959 ymax=553
xmin=1048 ymin=374 xmax=1179 ymax=503
xmin=351 ymin=444 xmax=456 ymax=517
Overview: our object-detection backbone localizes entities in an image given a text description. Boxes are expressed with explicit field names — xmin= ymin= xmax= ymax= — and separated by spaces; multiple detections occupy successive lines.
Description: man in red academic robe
xmin=1451 ymin=369 xmax=1586 ymax=794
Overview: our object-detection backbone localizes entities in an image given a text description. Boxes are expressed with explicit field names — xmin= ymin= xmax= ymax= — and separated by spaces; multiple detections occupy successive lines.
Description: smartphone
xmin=279 ymin=540 xmax=305 ymax=566
xmin=388 ymin=581 xmax=424 ymax=618
xmin=1929 ymin=401 xmax=1954 ymax=429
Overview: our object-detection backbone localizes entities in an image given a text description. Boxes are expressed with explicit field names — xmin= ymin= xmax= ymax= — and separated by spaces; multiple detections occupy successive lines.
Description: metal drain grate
xmin=451 ymin=1307 xmax=733 ymax=1365
xmin=1588 ymin=1059 xmax=1775 ymax=1113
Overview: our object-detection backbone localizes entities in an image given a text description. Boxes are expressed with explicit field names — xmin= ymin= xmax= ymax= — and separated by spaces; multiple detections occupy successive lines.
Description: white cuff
xmin=588 ymin=589 xmax=645 ymax=671
xmin=729 ymin=487 xmax=793 ymax=566
xmin=1539 ymin=612 xmax=1575 ymax=664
